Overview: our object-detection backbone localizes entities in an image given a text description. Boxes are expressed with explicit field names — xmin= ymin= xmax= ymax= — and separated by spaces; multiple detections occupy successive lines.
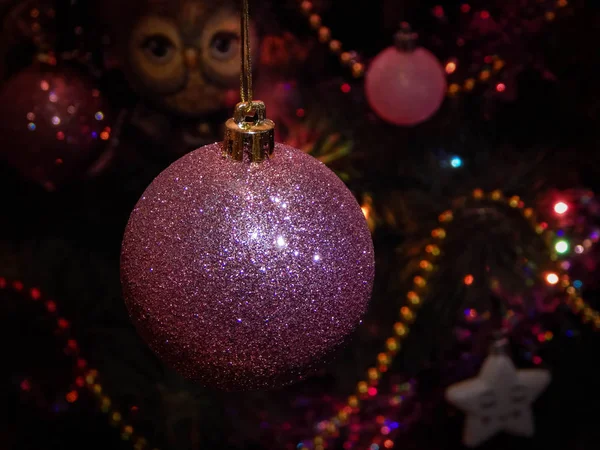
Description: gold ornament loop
xmin=224 ymin=101 xmax=275 ymax=163
xmin=222 ymin=0 xmax=275 ymax=163
xmin=393 ymin=22 xmax=418 ymax=52
xmin=240 ymin=0 xmax=253 ymax=103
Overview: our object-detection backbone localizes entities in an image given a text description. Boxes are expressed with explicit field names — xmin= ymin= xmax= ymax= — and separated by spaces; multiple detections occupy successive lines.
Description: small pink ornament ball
xmin=365 ymin=45 xmax=446 ymax=126
xmin=121 ymin=141 xmax=374 ymax=391
xmin=0 ymin=65 xmax=111 ymax=190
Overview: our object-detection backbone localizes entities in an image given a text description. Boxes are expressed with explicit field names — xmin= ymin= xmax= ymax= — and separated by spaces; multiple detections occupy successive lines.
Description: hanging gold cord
xmin=223 ymin=0 xmax=274 ymax=163
xmin=240 ymin=0 xmax=253 ymax=103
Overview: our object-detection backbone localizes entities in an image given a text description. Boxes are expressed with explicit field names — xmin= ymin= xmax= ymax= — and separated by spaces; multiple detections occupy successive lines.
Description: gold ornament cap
xmin=394 ymin=22 xmax=418 ymax=52
xmin=222 ymin=0 xmax=275 ymax=163
xmin=224 ymin=101 xmax=275 ymax=163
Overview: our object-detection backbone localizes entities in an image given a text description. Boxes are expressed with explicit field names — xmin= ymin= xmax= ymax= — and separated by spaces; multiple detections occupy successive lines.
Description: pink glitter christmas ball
xmin=121 ymin=142 xmax=374 ymax=391
xmin=365 ymin=47 xmax=446 ymax=126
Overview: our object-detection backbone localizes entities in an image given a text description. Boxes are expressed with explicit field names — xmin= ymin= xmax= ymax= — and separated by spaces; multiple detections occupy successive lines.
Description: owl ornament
xmin=445 ymin=335 xmax=551 ymax=447
xmin=105 ymin=0 xmax=258 ymax=153
xmin=124 ymin=0 xmax=254 ymax=117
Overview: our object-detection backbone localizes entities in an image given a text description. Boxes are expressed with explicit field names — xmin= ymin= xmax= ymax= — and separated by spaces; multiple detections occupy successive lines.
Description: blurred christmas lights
xmin=555 ymin=240 xmax=569 ymax=254
xmin=305 ymin=209 xmax=440 ymax=446
xmin=0 ymin=277 xmax=157 ymax=450
xmin=307 ymin=187 xmax=592 ymax=448
xmin=298 ymin=0 xmax=570 ymax=104
xmin=554 ymin=202 xmax=569 ymax=214
xmin=545 ymin=273 xmax=559 ymax=285
xmin=445 ymin=61 xmax=457 ymax=74
xmin=4 ymin=185 xmax=600 ymax=450
xmin=296 ymin=1 xmax=507 ymax=97
xmin=450 ymin=156 xmax=463 ymax=168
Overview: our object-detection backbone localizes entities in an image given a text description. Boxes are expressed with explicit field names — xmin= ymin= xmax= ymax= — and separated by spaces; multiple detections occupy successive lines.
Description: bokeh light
xmin=554 ymin=201 xmax=568 ymax=214
xmin=555 ymin=240 xmax=569 ymax=254
xmin=546 ymin=273 xmax=559 ymax=285
xmin=450 ymin=156 xmax=463 ymax=168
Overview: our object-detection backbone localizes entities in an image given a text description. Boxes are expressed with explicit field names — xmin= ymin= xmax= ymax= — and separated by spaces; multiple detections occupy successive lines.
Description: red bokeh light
xmin=66 ymin=390 xmax=78 ymax=403
xmin=30 ymin=288 xmax=41 ymax=300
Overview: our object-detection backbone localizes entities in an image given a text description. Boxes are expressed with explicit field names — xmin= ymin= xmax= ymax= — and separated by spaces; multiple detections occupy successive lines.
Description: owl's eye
xmin=142 ymin=34 xmax=176 ymax=64
xmin=209 ymin=31 xmax=239 ymax=61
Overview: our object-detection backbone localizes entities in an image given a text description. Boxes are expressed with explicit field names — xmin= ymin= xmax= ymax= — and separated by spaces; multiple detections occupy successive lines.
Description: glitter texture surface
xmin=121 ymin=142 xmax=374 ymax=391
